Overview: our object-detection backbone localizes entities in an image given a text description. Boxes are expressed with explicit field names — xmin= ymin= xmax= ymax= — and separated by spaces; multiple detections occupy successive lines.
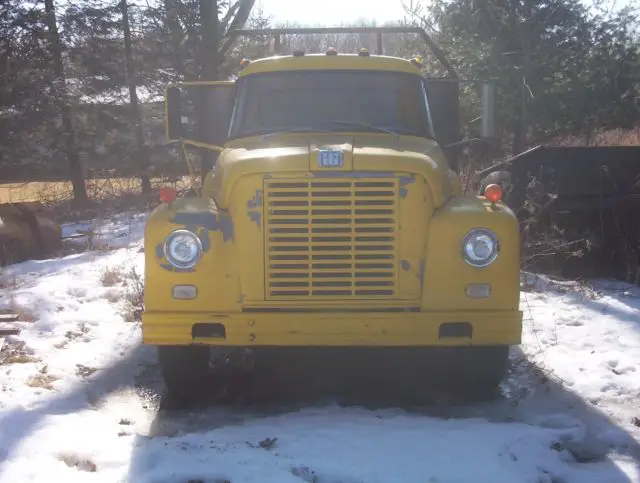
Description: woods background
xmin=1 ymin=0 xmax=639 ymax=206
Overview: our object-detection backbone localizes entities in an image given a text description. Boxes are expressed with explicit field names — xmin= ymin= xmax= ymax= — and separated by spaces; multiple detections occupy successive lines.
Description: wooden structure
xmin=478 ymin=145 xmax=640 ymax=281
xmin=0 ymin=313 xmax=21 ymax=351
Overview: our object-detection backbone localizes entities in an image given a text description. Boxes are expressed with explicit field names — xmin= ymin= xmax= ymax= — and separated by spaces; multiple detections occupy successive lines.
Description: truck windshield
xmin=228 ymin=70 xmax=434 ymax=139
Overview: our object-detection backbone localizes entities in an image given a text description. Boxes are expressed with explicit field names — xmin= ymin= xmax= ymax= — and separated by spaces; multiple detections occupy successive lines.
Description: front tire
xmin=157 ymin=345 xmax=210 ymax=395
xmin=447 ymin=345 xmax=510 ymax=399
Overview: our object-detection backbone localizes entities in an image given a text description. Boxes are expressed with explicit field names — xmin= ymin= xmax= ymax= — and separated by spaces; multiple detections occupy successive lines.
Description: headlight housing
xmin=461 ymin=228 xmax=499 ymax=268
xmin=163 ymin=229 xmax=202 ymax=269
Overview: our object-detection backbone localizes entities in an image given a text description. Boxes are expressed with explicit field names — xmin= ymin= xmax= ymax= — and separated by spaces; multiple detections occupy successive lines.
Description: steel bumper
xmin=142 ymin=310 xmax=523 ymax=347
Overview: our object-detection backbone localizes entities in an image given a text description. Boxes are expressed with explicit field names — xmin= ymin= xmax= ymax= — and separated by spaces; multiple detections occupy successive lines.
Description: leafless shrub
xmin=47 ymin=175 xmax=191 ymax=225
xmin=0 ymin=274 xmax=21 ymax=290
xmin=100 ymin=265 xmax=124 ymax=287
xmin=121 ymin=265 xmax=144 ymax=322
xmin=104 ymin=288 xmax=122 ymax=304
xmin=550 ymin=126 xmax=640 ymax=147
xmin=517 ymin=170 xmax=640 ymax=284
xmin=0 ymin=339 xmax=40 ymax=365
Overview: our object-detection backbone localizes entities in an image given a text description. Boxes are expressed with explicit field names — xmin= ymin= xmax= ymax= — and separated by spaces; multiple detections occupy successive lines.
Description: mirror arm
xmin=443 ymin=138 xmax=485 ymax=149
xmin=181 ymin=139 xmax=224 ymax=152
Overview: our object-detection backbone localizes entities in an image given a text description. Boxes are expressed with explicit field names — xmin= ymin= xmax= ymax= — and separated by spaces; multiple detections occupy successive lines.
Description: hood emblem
xmin=318 ymin=149 xmax=344 ymax=168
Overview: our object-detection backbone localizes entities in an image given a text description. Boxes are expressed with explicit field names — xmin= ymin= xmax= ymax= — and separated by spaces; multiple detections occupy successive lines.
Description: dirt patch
xmin=53 ymin=340 xmax=69 ymax=349
xmin=26 ymin=373 xmax=59 ymax=390
xmin=57 ymin=452 xmax=97 ymax=472
xmin=0 ymin=340 xmax=40 ymax=365
xmin=76 ymin=364 xmax=98 ymax=378
xmin=65 ymin=322 xmax=91 ymax=341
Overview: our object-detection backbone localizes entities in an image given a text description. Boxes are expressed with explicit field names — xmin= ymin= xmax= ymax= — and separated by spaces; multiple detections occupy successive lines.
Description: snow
xmin=1 ymin=211 xmax=639 ymax=483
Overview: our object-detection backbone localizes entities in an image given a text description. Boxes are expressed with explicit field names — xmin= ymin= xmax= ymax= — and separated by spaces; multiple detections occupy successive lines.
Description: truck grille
xmin=264 ymin=177 xmax=399 ymax=299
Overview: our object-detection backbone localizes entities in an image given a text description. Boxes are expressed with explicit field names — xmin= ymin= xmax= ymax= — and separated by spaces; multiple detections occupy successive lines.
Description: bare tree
xmin=197 ymin=0 xmax=255 ymax=177
xmin=121 ymin=0 xmax=152 ymax=194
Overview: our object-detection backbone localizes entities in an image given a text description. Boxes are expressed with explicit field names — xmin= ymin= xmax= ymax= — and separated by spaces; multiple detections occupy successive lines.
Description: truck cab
xmin=142 ymin=47 xmax=522 ymax=397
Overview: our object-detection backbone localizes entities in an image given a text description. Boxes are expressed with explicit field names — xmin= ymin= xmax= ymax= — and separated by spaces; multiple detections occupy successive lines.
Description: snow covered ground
xmin=0 ymin=210 xmax=639 ymax=483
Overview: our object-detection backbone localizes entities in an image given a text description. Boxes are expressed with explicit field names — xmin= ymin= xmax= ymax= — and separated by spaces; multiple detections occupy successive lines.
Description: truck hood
xmin=206 ymin=134 xmax=455 ymax=209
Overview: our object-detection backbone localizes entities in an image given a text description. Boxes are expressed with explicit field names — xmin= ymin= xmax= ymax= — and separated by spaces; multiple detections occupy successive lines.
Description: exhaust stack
xmin=480 ymin=83 xmax=496 ymax=138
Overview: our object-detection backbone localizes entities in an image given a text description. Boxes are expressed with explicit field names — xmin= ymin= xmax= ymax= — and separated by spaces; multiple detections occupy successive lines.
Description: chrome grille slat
xmin=265 ymin=177 xmax=399 ymax=300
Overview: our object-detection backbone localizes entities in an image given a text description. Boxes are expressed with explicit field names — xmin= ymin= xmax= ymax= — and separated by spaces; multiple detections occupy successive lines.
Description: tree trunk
xmin=43 ymin=0 xmax=88 ymax=206
xmin=121 ymin=0 xmax=151 ymax=194
xmin=198 ymin=0 xmax=219 ymax=182
xmin=200 ymin=0 xmax=219 ymax=81
xmin=165 ymin=0 xmax=185 ymax=78
xmin=511 ymin=78 xmax=526 ymax=155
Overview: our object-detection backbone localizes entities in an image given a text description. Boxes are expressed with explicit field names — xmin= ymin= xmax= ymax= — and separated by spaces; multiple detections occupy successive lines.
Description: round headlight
xmin=461 ymin=228 xmax=499 ymax=267
xmin=164 ymin=229 xmax=202 ymax=269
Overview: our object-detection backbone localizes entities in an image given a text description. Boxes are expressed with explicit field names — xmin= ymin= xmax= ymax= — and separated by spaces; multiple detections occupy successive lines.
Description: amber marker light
xmin=484 ymin=183 xmax=503 ymax=203
xmin=159 ymin=187 xmax=177 ymax=204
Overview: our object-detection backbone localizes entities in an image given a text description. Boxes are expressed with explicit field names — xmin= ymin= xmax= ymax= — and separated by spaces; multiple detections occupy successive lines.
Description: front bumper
xmin=142 ymin=310 xmax=523 ymax=347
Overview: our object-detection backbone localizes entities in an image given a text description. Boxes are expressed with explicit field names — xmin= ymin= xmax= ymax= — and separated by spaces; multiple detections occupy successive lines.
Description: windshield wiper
xmin=261 ymin=126 xmax=334 ymax=138
xmin=329 ymin=120 xmax=400 ymax=137
xmin=260 ymin=122 xmax=400 ymax=139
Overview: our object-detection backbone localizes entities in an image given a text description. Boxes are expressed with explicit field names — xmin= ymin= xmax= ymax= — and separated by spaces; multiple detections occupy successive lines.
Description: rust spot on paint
xmin=246 ymin=189 xmax=264 ymax=209
xmin=248 ymin=211 xmax=262 ymax=229
xmin=246 ymin=189 xmax=263 ymax=229
xmin=172 ymin=211 xmax=234 ymax=243
xmin=399 ymin=174 xmax=415 ymax=199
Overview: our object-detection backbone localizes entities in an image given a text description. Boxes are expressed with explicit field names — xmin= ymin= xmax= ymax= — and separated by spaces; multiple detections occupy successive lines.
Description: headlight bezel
xmin=461 ymin=228 xmax=499 ymax=268
xmin=163 ymin=229 xmax=203 ymax=270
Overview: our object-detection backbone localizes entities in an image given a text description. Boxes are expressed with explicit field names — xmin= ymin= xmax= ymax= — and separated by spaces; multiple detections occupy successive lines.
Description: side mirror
xmin=164 ymin=82 xmax=235 ymax=146
xmin=166 ymin=86 xmax=183 ymax=140
xmin=423 ymin=78 xmax=461 ymax=170
xmin=480 ymin=82 xmax=496 ymax=138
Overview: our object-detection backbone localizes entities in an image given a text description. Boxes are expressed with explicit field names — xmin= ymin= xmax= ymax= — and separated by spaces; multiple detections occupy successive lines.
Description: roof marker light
xmin=326 ymin=47 xmax=338 ymax=56
xmin=410 ymin=56 xmax=424 ymax=68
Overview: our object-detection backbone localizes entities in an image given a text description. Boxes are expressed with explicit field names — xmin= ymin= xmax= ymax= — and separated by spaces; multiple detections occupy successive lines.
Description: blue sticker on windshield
xmin=318 ymin=150 xmax=343 ymax=168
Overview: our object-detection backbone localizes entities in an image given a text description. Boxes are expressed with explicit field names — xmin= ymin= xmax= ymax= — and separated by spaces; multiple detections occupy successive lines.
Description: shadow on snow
xmin=125 ymin=345 xmax=640 ymax=483
xmin=0 ymin=344 xmax=147 ymax=479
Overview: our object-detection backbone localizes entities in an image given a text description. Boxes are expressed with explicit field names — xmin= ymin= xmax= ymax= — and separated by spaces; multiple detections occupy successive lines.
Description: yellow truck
xmin=142 ymin=28 xmax=522 ymax=398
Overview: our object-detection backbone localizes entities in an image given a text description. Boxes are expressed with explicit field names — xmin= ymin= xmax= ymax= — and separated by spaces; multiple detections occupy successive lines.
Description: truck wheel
xmin=157 ymin=345 xmax=210 ymax=395
xmin=449 ymin=345 xmax=510 ymax=399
